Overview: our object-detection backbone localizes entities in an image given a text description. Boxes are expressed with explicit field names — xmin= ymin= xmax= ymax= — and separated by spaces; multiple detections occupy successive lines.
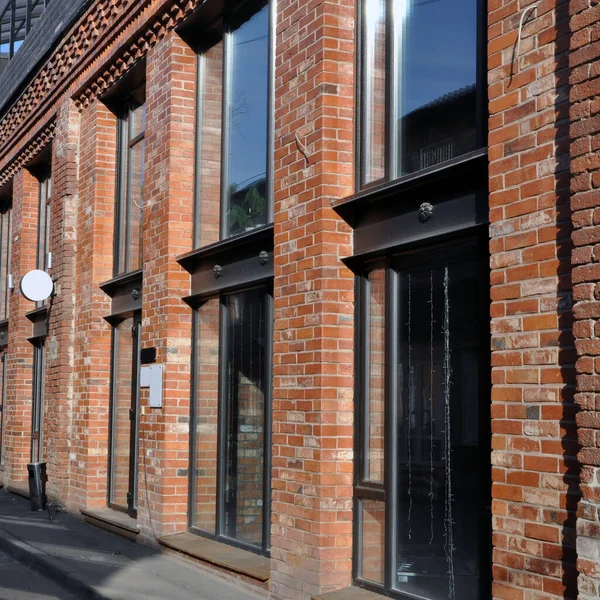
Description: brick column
xmin=270 ymin=2 xmax=355 ymax=598
xmin=569 ymin=0 xmax=600 ymax=597
xmin=69 ymin=99 xmax=116 ymax=510
xmin=488 ymin=0 xmax=578 ymax=597
xmin=4 ymin=168 xmax=40 ymax=486
xmin=140 ymin=30 xmax=195 ymax=538
xmin=44 ymin=99 xmax=80 ymax=502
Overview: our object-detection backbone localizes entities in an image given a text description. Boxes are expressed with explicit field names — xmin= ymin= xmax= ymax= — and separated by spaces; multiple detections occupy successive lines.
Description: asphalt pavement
xmin=0 ymin=548 xmax=79 ymax=600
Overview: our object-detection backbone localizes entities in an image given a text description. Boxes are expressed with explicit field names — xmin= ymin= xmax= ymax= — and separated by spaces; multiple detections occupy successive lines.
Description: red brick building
xmin=0 ymin=0 xmax=597 ymax=598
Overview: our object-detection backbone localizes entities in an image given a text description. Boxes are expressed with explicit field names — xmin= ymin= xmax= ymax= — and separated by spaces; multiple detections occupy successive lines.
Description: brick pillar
xmin=4 ymin=168 xmax=40 ymax=486
xmin=270 ymin=2 xmax=355 ymax=598
xmin=569 ymin=0 xmax=600 ymax=596
xmin=44 ymin=99 xmax=80 ymax=502
xmin=488 ymin=0 xmax=578 ymax=597
xmin=140 ymin=30 xmax=195 ymax=538
xmin=70 ymin=99 xmax=116 ymax=510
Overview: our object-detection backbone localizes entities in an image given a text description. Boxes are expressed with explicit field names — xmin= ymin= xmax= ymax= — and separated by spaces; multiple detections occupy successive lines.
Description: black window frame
xmin=36 ymin=169 xmax=51 ymax=273
xmin=30 ymin=339 xmax=45 ymax=463
xmin=114 ymin=85 xmax=146 ymax=277
xmin=0 ymin=201 xmax=12 ymax=322
xmin=189 ymin=284 xmax=273 ymax=556
xmin=107 ymin=312 xmax=142 ymax=518
xmin=355 ymin=0 xmax=488 ymax=191
xmin=192 ymin=0 xmax=275 ymax=248
xmin=352 ymin=234 xmax=492 ymax=600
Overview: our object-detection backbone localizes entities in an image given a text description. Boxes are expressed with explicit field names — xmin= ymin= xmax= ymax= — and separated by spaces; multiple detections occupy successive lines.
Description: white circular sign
xmin=20 ymin=270 xmax=54 ymax=303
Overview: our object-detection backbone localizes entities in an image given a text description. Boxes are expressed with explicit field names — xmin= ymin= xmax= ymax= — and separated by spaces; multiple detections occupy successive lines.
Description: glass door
xmin=31 ymin=342 xmax=45 ymax=463
xmin=109 ymin=312 xmax=141 ymax=517
xmin=355 ymin=238 xmax=490 ymax=600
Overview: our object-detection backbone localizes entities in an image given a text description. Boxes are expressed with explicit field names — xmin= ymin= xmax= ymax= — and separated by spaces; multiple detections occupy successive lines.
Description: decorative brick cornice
xmin=74 ymin=1 xmax=196 ymax=110
xmin=0 ymin=121 xmax=55 ymax=188
xmin=0 ymin=0 xmax=196 ymax=167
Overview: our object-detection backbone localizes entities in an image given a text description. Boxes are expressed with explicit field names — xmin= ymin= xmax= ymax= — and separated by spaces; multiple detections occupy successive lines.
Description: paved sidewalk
xmin=0 ymin=490 xmax=265 ymax=600
xmin=0 ymin=549 xmax=80 ymax=600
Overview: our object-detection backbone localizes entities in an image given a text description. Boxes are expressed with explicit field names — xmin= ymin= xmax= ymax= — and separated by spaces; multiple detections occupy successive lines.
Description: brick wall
xmin=70 ymin=99 xmax=116 ymax=509
xmin=44 ymin=99 xmax=80 ymax=501
xmin=568 ymin=0 xmax=600 ymax=598
xmin=270 ymin=0 xmax=355 ymax=598
xmin=140 ymin=29 xmax=195 ymax=537
xmin=4 ymin=168 xmax=40 ymax=485
xmin=488 ymin=0 xmax=578 ymax=597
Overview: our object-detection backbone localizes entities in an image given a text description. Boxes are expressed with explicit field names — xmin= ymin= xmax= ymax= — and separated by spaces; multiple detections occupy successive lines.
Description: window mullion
xmin=387 ymin=0 xmax=399 ymax=180
xmin=215 ymin=296 xmax=228 ymax=539
xmin=219 ymin=28 xmax=232 ymax=241
xmin=384 ymin=265 xmax=398 ymax=593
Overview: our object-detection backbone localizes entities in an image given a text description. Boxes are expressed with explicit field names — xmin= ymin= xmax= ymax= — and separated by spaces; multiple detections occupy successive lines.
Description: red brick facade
xmin=0 ymin=0 xmax=598 ymax=599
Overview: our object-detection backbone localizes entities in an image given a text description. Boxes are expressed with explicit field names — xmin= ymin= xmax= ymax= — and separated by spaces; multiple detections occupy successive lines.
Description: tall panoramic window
xmin=114 ymin=87 xmax=146 ymax=275
xmin=37 ymin=171 xmax=51 ymax=272
xmin=0 ymin=204 xmax=12 ymax=320
xmin=184 ymin=0 xmax=274 ymax=557
xmin=359 ymin=0 xmax=480 ymax=186
xmin=354 ymin=241 xmax=489 ymax=600
xmin=191 ymin=288 xmax=272 ymax=553
xmin=195 ymin=0 xmax=270 ymax=246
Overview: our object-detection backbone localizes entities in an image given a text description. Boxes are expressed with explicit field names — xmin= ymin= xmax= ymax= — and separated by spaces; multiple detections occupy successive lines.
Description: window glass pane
xmin=223 ymin=289 xmax=268 ymax=547
xmin=194 ymin=299 xmax=221 ymax=533
xmin=395 ymin=0 xmax=477 ymax=175
xmin=110 ymin=318 xmax=134 ymax=508
xmin=395 ymin=255 xmax=482 ymax=598
xmin=365 ymin=268 xmax=385 ymax=483
xmin=197 ymin=40 xmax=224 ymax=247
xmin=31 ymin=343 xmax=45 ymax=463
xmin=127 ymin=138 xmax=145 ymax=272
xmin=359 ymin=499 xmax=386 ymax=584
xmin=131 ymin=102 xmax=146 ymax=138
xmin=224 ymin=5 xmax=269 ymax=238
xmin=0 ymin=210 xmax=10 ymax=320
xmin=362 ymin=0 xmax=386 ymax=185
xmin=0 ymin=355 xmax=5 ymax=466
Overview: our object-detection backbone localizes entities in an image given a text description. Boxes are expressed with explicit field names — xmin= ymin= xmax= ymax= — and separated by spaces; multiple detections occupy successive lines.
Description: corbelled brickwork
xmin=488 ymin=0 xmax=578 ymax=597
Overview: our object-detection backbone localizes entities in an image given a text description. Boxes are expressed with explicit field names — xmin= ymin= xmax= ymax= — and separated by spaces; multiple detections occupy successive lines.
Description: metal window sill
xmin=81 ymin=508 xmax=139 ymax=541
xmin=159 ymin=531 xmax=270 ymax=582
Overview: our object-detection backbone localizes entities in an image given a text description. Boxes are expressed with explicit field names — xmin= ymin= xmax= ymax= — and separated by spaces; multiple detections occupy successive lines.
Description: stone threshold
xmin=159 ymin=531 xmax=270 ymax=582
xmin=313 ymin=587 xmax=384 ymax=600
xmin=81 ymin=507 xmax=139 ymax=541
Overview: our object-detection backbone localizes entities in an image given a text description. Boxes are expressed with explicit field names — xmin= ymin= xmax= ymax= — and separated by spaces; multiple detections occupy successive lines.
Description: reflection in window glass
xmin=194 ymin=299 xmax=221 ymax=534
xmin=223 ymin=289 xmax=268 ymax=547
xmin=37 ymin=174 xmax=51 ymax=272
xmin=359 ymin=499 xmax=386 ymax=584
xmin=224 ymin=5 xmax=269 ymax=238
xmin=0 ymin=208 xmax=11 ymax=320
xmin=196 ymin=40 xmax=225 ymax=247
xmin=31 ymin=342 xmax=45 ymax=463
xmin=395 ymin=257 xmax=482 ymax=599
xmin=395 ymin=0 xmax=477 ymax=175
xmin=116 ymin=97 xmax=146 ymax=275
xmin=110 ymin=318 xmax=135 ymax=509
xmin=366 ymin=268 xmax=385 ymax=483
xmin=362 ymin=0 xmax=387 ymax=185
